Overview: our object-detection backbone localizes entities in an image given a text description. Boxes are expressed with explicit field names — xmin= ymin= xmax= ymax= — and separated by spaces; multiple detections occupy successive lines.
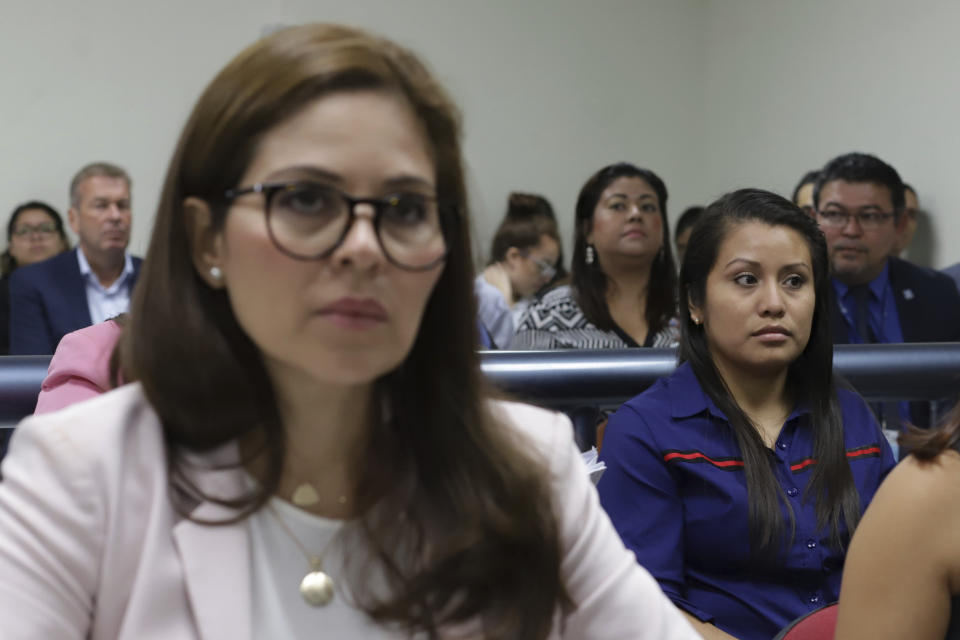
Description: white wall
xmin=0 ymin=0 xmax=707 ymax=264
xmin=2 ymin=1 xmax=958 ymax=268
xmin=700 ymin=0 xmax=960 ymax=267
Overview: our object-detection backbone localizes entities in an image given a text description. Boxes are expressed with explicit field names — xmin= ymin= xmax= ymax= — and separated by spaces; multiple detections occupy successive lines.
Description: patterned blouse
xmin=511 ymin=285 xmax=678 ymax=349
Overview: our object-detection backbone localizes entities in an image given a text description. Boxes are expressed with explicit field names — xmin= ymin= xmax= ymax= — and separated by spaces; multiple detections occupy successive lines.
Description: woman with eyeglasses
xmin=0 ymin=25 xmax=699 ymax=639
xmin=476 ymin=192 xmax=561 ymax=348
xmin=512 ymin=163 xmax=678 ymax=350
xmin=0 ymin=201 xmax=69 ymax=354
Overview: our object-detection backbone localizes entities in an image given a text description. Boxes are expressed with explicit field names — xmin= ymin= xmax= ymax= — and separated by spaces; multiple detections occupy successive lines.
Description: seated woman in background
xmin=476 ymin=192 xmax=561 ymax=348
xmin=0 ymin=24 xmax=699 ymax=639
xmin=835 ymin=405 xmax=960 ymax=639
xmin=512 ymin=162 xmax=677 ymax=349
xmin=0 ymin=201 xmax=69 ymax=354
xmin=597 ymin=189 xmax=895 ymax=640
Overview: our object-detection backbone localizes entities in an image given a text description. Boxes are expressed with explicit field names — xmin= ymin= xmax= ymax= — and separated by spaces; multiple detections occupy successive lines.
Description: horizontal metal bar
xmin=481 ymin=343 xmax=960 ymax=409
xmin=1 ymin=343 xmax=959 ymax=422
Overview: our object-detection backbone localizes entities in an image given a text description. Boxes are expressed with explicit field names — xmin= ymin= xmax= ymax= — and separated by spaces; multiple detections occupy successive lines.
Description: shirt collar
xmin=76 ymin=247 xmax=134 ymax=290
xmin=832 ymin=260 xmax=890 ymax=301
xmin=668 ymin=360 xmax=810 ymax=423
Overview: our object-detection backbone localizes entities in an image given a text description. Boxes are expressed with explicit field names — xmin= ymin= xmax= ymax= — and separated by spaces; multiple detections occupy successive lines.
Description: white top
xmin=75 ymin=247 xmax=135 ymax=324
xmin=248 ymin=498 xmax=408 ymax=638
xmin=0 ymin=383 xmax=700 ymax=639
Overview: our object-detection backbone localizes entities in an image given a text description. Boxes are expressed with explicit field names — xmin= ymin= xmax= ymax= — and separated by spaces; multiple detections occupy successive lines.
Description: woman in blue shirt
xmin=598 ymin=189 xmax=896 ymax=640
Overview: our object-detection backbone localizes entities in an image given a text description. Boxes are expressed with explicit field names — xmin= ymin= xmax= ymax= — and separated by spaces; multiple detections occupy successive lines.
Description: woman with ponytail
xmin=598 ymin=189 xmax=895 ymax=640
xmin=475 ymin=192 xmax=561 ymax=348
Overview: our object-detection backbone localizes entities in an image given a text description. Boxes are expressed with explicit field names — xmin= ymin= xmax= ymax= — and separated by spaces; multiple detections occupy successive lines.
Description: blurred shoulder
xmin=487 ymin=399 xmax=572 ymax=454
xmin=11 ymin=383 xmax=163 ymax=470
xmin=10 ymin=250 xmax=76 ymax=284
xmin=525 ymin=285 xmax=579 ymax=314
xmin=891 ymin=257 xmax=960 ymax=295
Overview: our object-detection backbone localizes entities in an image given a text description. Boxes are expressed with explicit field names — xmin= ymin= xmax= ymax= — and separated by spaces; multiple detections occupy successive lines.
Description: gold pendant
xmin=300 ymin=569 xmax=335 ymax=606
xmin=291 ymin=482 xmax=320 ymax=507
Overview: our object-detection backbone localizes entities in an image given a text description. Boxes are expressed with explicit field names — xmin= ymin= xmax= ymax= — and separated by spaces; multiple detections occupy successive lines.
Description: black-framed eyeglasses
xmin=817 ymin=209 xmax=895 ymax=230
xmin=223 ymin=181 xmax=448 ymax=271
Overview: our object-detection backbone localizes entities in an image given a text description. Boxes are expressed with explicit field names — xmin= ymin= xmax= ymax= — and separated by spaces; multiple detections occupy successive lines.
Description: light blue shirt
xmin=76 ymin=248 xmax=136 ymax=325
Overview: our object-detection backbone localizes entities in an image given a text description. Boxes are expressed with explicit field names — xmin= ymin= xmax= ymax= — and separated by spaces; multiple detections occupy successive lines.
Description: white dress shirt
xmin=76 ymin=248 xmax=135 ymax=324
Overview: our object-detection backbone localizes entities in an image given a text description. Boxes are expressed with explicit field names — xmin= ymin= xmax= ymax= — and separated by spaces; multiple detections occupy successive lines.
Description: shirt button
xmin=806 ymin=539 xmax=817 ymax=549
xmin=777 ymin=441 xmax=787 ymax=450
xmin=787 ymin=487 xmax=799 ymax=497
xmin=809 ymin=594 xmax=820 ymax=604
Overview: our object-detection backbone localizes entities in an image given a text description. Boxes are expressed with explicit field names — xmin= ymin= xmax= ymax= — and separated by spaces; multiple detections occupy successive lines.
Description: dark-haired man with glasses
xmin=814 ymin=152 xmax=960 ymax=431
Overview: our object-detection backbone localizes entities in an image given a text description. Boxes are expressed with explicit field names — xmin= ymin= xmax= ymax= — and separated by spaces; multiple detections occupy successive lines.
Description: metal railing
xmin=2 ymin=343 xmax=959 ymax=423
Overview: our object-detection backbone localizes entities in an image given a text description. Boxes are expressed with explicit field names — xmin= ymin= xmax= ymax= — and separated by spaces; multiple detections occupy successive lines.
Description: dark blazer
xmin=8 ymin=249 xmax=142 ymax=355
xmin=0 ymin=275 xmax=10 ymax=355
xmin=830 ymin=256 xmax=960 ymax=427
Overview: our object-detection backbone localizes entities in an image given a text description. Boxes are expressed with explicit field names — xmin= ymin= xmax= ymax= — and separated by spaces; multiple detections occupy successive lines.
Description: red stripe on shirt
xmin=790 ymin=445 xmax=883 ymax=472
xmin=663 ymin=451 xmax=745 ymax=469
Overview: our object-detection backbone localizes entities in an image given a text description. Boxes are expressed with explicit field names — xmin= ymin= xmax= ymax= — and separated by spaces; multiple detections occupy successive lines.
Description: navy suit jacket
xmin=8 ymin=249 xmax=142 ymax=355
xmin=830 ymin=256 xmax=960 ymax=427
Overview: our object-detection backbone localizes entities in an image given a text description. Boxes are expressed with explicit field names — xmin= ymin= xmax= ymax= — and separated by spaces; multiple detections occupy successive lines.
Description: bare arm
xmin=835 ymin=452 xmax=960 ymax=640
xmin=681 ymin=612 xmax=738 ymax=640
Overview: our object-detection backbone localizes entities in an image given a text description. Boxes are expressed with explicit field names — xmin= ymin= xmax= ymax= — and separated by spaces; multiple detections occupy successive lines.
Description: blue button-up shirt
xmin=597 ymin=362 xmax=896 ymax=640
xmin=76 ymin=248 xmax=136 ymax=325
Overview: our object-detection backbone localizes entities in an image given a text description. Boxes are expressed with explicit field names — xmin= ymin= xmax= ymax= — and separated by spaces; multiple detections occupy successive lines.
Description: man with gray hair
xmin=9 ymin=162 xmax=143 ymax=354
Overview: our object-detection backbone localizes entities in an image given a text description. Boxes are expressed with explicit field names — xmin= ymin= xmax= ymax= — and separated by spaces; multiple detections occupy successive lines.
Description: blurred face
xmin=892 ymin=188 xmax=919 ymax=255
xmin=795 ymin=182 xmax=815 ymax=217
xmin=690 ymin=222 xmax=815 ymax=380
xmin=69 ymin=175 xmax=132 ymax=260
xmin=201 ymin=90 xmax=444 ymax=388
xmin=504 ymin=235 xmax=559 ymax=298
xmin=8 ymin=208 xmax=66 ymax=266
xmin=816 ymin=180 xmax=904 ymax=286
xmin=587 ymin=176 xmax=663 ymax=267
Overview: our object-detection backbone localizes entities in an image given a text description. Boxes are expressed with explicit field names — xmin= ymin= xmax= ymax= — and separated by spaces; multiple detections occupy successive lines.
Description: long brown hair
xmin=901 ymin=403 xmax=960 ymax=460
xmin=123 ymin=24 xmax=566 ymax=637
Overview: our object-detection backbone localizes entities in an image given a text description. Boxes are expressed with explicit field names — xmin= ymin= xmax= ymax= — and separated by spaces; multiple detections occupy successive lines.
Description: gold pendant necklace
xmin=300 ymin=556 xmax=335 ymax=607
xmin=291 ymin=482 xmax=321 ymax=508
xmin=267 ymin=503 xmax=338 ymax=607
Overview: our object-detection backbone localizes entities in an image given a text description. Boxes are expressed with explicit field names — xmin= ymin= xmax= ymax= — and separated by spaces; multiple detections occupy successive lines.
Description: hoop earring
xmin=585 ymin=245 xmax=596 ymax=265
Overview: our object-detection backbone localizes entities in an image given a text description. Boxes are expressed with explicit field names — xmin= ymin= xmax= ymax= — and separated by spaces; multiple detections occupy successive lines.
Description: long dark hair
xmin=2 ymin=201 xmax=69 ymax=277
xmin=679 ymin=188 xmax=861 ymax=562
xmin=122 ymin=24 xmax=565 ymax=637
xmin=571 ymin=162 xmax=676 ymax=335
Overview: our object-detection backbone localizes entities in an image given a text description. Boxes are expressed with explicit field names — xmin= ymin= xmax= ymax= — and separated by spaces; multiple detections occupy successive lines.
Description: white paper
xmin=580 ymin=447 xmax=606 ymax=485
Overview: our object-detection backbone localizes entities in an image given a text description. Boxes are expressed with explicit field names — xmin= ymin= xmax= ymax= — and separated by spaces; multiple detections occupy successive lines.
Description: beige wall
xmin=2 ymin=1 xmax=957 ymax=268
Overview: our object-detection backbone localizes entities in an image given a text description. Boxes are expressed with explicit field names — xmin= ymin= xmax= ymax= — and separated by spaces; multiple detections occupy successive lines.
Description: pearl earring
xmin=585 ymin=245 xmax=596 ymax=265
xmin=209 ymin=266 xmax=222 ymax=279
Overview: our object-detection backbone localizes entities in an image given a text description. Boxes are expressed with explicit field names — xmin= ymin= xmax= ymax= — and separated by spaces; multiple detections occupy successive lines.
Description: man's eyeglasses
xmin=12 ymin=223 xmax=57 ymax=237
xmin=817 ymin=209 xmax=895 ymax=230
xmin=223 ymin=182 xmax=449 ymax=271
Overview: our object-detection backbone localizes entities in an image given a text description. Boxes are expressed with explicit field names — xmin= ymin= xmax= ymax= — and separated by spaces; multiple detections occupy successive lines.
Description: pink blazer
xmin=0 ymin=385 xmax=699 ymax=639
xmin=34 ymin=320 xmax=124 ymax=414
